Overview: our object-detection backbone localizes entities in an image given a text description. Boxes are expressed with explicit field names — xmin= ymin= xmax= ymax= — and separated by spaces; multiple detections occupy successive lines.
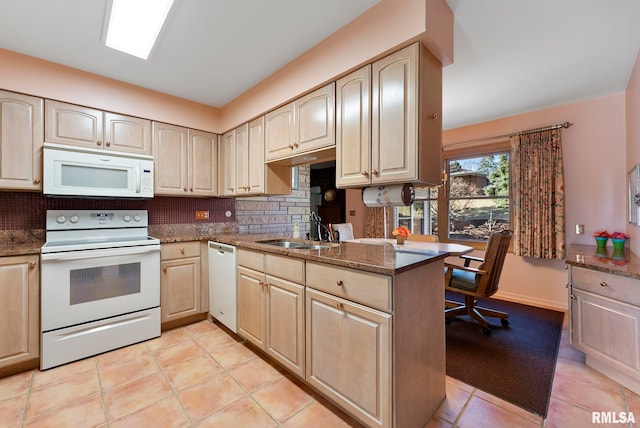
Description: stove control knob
xmin=70 ymin=216 xmax=79 ymax=224
xmin=133 ymin=215 xmax=142 ymax=222
xmin=123 ymin=215 xmax=132 ymax=222
xmin=56 ymin=216 xmax=66 ymax=224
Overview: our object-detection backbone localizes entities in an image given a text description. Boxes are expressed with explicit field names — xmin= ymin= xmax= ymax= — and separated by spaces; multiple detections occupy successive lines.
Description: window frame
xmin=439 ymin=141 xmax=513 ymax=250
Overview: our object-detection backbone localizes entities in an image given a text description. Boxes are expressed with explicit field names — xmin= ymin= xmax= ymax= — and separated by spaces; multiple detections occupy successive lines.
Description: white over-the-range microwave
xmin=43 ymin=142 xmax=154 ymax=198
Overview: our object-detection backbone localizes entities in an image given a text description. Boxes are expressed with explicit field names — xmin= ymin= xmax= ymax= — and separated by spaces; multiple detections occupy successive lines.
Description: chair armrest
xmin=444 ymin=263 xmax=488 ymax=276
xmin=460 ymin=254 xmax=484 ymax=267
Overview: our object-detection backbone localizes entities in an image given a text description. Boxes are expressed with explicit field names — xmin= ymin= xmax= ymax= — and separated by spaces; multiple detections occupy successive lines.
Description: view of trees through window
xmin=448 ymin=153 xmax=510 ymax=241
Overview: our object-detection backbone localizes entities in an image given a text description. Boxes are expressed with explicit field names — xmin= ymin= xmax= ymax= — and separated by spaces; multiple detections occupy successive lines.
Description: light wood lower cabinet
xmin=570 ymin=266 xmax=640 ymax=394
xmin=160 ymin=242 xmax=203 ymax=326
xmin=236 ymin=249 xmax=446 ymax=427
xmin=0 ymin=255 xmax=39 ymax=371
xmin=306 ymin=287 xmax=391 ymax=428
xmin=237 ymin=250 xmax=305 ymax=378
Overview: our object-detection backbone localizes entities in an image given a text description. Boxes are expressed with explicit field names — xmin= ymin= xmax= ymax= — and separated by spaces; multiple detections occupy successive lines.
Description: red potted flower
xmin=593 ymin=230 xmax=609 ymax=249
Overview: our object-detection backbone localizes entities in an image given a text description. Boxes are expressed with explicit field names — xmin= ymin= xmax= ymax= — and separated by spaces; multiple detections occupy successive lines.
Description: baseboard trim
xmin=492 ymin=290 xmax=567 ymax=312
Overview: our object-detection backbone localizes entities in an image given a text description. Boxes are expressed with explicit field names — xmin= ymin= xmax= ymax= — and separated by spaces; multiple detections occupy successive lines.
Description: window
xmin=394 ymin=148 xmax=511 ymax=245
xmin=395 ymin=186 xmax=438 ymax=234
xmin=446 ymin=152 xmax=511 ymax=242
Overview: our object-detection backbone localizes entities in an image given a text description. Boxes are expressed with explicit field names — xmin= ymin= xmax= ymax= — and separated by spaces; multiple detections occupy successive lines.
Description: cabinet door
xmin=45 ymin=100 xmax=103 ymax=149
xmin=104 ymin=112 xmax=151 ymax=155
xmin=0 ymin=91 xmax=44 ymax=190
xmin=573 ymin=289 xmax=640 ymax=375
xmin=160 ymin=257 xmax=201 ymax=323
xmin=266 ymin=275 xmax=305 ymax=378
xmin=153 ymin=122 xmax=189 ymax=195
xmin=371 ymin=43 xmax=418 ymax=183
xmin=0 ymin=255 xmax=39 ymax=369
xmin=234 ymin=124 xmax=250 ymax=195
xmin=247 ymin=117 xmax=265 ymax=194
xmin=306 ymin=288 xmax=391 ymax=428
xmin=264 ymin=102 xmax=295 ymax=161
xmin=237 ymin=266 xmax=267 ymax=348
xmin=295 ymin=83 xmax=335 ymax=154
xmin=188 ymin=129 xmax=218 ymax=196
xmin=335 ymin=66 xmax=371 ymax=188
xmin=219 ymin=130 xmax=236 ymax=196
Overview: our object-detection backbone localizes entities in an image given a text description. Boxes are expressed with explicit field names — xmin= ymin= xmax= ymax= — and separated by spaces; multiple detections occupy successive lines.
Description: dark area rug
xmin=445 ymin=290 xmax=564 ymax=417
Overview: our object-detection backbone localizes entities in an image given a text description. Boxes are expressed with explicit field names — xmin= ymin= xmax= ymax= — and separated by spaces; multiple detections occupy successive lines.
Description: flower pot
xmin=595 ymin=237 xmax=608 ymax=249
xmin=395 ymin=235 xmax=406 ymax=245
xmin=612 ymin=238 xmax=626 ymax=251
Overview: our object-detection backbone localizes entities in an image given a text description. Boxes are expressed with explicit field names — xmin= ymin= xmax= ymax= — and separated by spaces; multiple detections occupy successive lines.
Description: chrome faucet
xmin=310 ymin=212 xmax=333 ymax=242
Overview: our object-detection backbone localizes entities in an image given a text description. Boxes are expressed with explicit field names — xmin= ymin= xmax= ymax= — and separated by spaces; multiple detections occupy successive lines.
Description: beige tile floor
xmin=1 ymin=315 xmax=638 ymax=427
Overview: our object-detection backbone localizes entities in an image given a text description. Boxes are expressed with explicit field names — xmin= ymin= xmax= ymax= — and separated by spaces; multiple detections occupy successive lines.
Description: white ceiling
xmin=1 ymin=1 xmax=639 ymax=130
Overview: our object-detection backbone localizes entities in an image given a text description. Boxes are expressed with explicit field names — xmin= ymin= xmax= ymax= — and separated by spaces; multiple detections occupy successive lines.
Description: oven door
xmin=41 ymin=245 xmax=160 ymax=331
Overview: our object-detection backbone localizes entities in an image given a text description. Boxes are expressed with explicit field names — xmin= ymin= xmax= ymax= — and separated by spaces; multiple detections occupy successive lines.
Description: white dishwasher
xmin=208 ymin=241 xmax=237 ymax=333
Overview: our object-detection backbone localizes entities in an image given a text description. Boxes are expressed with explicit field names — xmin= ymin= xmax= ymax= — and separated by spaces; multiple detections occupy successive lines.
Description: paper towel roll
xmin=362 ymin=183 xmax=415 ymax=207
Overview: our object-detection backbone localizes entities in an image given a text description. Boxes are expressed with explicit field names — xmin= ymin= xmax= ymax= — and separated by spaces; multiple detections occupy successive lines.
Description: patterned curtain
xmin=511 ymin=129 xmax=565 ymax=259
xmin=365 ymin=206 xmax=393 ymax=238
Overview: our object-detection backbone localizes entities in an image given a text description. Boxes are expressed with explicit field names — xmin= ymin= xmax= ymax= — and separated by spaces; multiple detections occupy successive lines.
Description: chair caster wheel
xmin=501 ymin=319 xmax=509 ymax=327
xmin=482 ymin=327 xmax=491 ymax=335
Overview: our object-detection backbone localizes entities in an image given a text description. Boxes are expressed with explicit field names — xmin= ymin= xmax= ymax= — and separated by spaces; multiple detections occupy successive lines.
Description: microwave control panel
xmin=141 ymin=168 xmax=153 ymax=194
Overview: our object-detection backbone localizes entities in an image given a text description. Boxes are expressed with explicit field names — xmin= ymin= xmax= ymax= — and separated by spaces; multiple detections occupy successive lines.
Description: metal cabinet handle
xmin=29 ymin=261 xmax=36 ymax=268
xmin=361 ymin=171 xmax=369 ymax=176
xmin=570 ymin=294 xmax=576 ymax=300
xmin=289 ymin=144 xmax=295 ymax=149
xmin=33 ymin=178 xmax=41 ymax=185
xmin=163 ymin=266 xmax=167 ymax=273
xmin=430 ymin=113 xmax=438 ymax=120
xmin=337 ymin=302 xmax=344 ymax=309
xmin=293 ymin=143 xmax=299 ymax=148
xmin=97 ymin=140 xmax=102 ymax=146
xmin=180 ymin=248 xmax=185 ymax=255
xmin=106 ymin=141 xmax=111 ymax=147
xmin=600 ymin=281 xmax=608 ymax=287
xmin=372 ymin=169 xmax=379 ymax=176
xmin=336 ymin=280 xmax=344 ymax=286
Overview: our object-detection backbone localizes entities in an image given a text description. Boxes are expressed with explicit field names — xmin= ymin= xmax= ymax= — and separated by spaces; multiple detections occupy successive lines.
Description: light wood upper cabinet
xmin=0 ymin=91 xmax=44 ymax=191
xmin=153 ymin=122 xmax=217 ymax=197
xmin=337 ymin=42 xmax=443 ymax=187
xmin=335 ymin=65 xmax=371 ymax=188
xmin=219 ymin=129 xmax=237 ymax=196
xmin=189 ymin=129 xmax=218 ymax=196
xmin=265 ymin=83 xmax=335 ymax=162
xmin=224 ymin=117 xmax=291 ymax=197
xmin=45 ymin=100 xmax=151 ymax=155
xmin=160 ymin=242 xmax=202 ymax=326
xmin=0 ymin=255 xmax=39 ymax=371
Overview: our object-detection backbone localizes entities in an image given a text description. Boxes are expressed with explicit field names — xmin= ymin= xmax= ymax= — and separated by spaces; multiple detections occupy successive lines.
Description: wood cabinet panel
xmin=153 ymin=122 xmax=189 ymax=195
xmin=104 ymin=112 xmax=151 ymax=154
xmin=219 ymin=130 xmax=236 ymax=196
xmin=247 ymin=117 xmax=266 ymax=194
xmin=160 ymin=257 xmax=201 ymax=323
xmin=295 ymin=83 xmax=335 ymax=154
xmin=265 ymin=103 xmax=295 ymax=161
xmin=237 ymin=266 xmax=267 ymax=348
xmin=0 ymin=255 xmax=39 ymax=369
xmin=266 ymin=275 xmax=305 ymax=378
xmin=306 ymin=287 xmax=391 ymax=428
xmin=188 ymin=129 xmax=217 ymax=196
xmin=306 ymin=261 xmax=391 ymax=312
xmin=0 ymin=91 xmax=43 ymax=190
xmin=336 ymin=65 xmax=371 ymax=188
xmin=234 ymin=123 xmax=249 ymax=194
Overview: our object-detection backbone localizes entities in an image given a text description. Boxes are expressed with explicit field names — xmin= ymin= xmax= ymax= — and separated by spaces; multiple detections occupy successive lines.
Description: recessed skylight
xmin=105 ymin=0 xmax=174 ymax=60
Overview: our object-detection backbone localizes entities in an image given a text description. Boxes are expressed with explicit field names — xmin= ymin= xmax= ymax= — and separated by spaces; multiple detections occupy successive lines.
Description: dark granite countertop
xmin=566 ymin=244 xmax=640 ymax=280
xmin=151 ymin=229 xmax=449 ymax=275
xmin=0 ymin=230 xmax=45 ymax=257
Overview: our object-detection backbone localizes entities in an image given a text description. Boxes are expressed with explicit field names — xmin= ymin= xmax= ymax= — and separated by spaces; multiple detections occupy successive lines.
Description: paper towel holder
xmin=361 ymin=183 xmax=415 ymax=208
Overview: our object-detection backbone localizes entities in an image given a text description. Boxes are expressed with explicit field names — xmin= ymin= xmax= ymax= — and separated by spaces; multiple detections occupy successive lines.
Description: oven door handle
xmin=41 ymin=244 xmax=160 ymax=261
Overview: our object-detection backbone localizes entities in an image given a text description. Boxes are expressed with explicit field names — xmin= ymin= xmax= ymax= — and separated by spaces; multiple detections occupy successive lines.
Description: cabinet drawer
xmin=265 ymin=254 xmax=304 ymax=284
xmin=237 ymin=249 xmax=264 ymax=271
xmin=306 ymin=262 xmax=391 ymax=312
xmin=572 ymin=267 xmax=640 ymax=307
xmin=161 ymin=242 xmax=200 ymax=260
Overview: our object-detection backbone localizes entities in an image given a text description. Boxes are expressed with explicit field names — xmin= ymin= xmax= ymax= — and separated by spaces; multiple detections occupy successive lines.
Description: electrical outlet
xmin=195 ymin=210 xmax=209 ymax=220
xmin=575 ymin=224 xmax=584 ymax=235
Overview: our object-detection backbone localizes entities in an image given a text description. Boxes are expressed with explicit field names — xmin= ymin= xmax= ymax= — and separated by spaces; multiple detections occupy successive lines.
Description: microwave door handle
xmin=135 ymin=167 xmax=141 ymax=193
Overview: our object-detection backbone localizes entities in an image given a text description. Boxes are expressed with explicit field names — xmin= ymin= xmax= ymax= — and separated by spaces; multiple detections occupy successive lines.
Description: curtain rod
xmin=447 ymin=121 xmax=573 ymax=147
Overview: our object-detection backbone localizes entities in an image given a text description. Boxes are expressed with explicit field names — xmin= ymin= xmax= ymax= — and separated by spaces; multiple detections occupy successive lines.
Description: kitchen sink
xmin=256 ymin=239 xmax=333 ymax=250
